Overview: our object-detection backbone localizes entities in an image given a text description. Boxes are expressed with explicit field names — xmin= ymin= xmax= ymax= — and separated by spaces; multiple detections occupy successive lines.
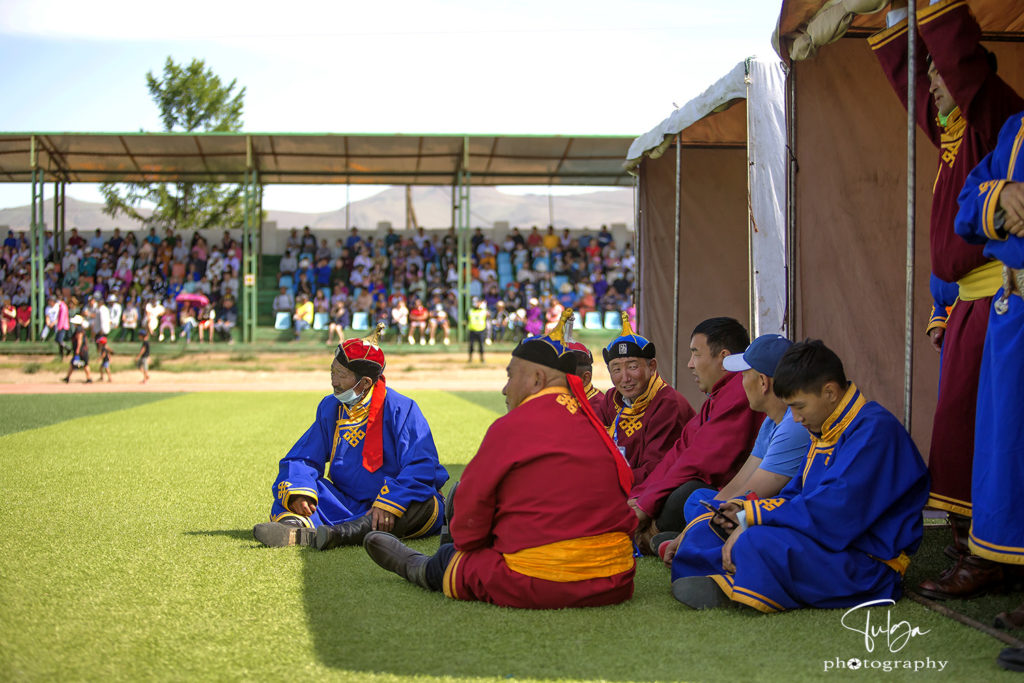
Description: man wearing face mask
xmin=254 ymin=323 xmax=449 ymax=549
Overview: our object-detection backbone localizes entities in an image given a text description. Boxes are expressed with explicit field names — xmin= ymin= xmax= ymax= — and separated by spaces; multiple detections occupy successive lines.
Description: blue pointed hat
xmin=602 ymin=312 xmax=655 ymax=363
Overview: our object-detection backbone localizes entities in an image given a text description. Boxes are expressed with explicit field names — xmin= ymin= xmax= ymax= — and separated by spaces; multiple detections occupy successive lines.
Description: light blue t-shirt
xmin=752 ymin=407 xmax=811 ymax=478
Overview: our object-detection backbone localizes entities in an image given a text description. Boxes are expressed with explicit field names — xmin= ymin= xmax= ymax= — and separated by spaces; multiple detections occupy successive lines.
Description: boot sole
xmin=253 ymin=522 xmax=314 ymax=547
xmin=671 ymin=576 xmax=735 ymax=610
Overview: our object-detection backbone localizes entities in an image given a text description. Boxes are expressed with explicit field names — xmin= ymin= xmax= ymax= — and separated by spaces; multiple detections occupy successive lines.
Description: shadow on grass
xmin=295 ymin=467 xmax=713 ymax=682
xmin=183 ymin=529 xmax=255 ymax=542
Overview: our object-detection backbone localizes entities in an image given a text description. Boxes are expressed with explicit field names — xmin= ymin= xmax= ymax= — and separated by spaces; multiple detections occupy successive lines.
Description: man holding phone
xmin=670 ymin=340 xmax=928 ymax=612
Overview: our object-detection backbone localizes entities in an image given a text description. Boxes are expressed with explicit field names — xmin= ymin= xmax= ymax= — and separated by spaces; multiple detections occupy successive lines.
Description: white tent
xmin=626 ymin=57 xmax=787 ymax=397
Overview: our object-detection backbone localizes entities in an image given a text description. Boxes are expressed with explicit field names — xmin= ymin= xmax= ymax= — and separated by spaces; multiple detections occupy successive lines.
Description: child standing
xmin=97 ymin=335 xmax=114 ymax=382
xmin=136 ymin=330 xmax=151 ymax=384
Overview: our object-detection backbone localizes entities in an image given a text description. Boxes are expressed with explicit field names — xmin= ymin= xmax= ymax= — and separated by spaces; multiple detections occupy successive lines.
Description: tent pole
xmin=903 ymin=0 xmax=918 ymax=431
xmin=785 ymin=66 xmax=797 ymax=338
xmin=672 ymin=135 xmax=682 ymax=388
xmin=633 ymin=172 xmax=641 ymax=333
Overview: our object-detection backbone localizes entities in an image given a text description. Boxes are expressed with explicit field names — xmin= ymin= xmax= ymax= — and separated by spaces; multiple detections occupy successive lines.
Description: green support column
xmin=53 ymin=181 xmax=66 ymax=258
xmin=241 ymin=164 xmax=259 ymax=343
xmin=30 ymin=163 xmax=45 ymax=340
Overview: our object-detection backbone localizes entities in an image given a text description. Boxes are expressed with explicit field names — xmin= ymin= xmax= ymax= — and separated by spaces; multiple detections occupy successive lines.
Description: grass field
xmin=0 ymin=390 xmax=1021 ymax=682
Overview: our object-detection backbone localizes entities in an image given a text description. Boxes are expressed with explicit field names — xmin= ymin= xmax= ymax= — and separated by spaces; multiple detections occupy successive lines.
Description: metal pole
xmin=633 ymin=172 xmax=641 ymax=333
xmin=904 ymin=0 xmax=918 ymax=431
xmin=785 ymin=66 xmax=797 ymax=338
xmin=672 ymin=136 xmax=682 ymax=388
xmin=345 ymin=182 xmax=350 ymax=231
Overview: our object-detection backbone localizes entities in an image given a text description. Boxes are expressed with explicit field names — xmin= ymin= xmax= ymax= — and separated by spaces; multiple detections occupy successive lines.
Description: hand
xmin=288 ymin=494 xmax=317 ymax=517
xmin=713 ymin=500 xmax=742 ymax=532
xmin=722 ymin=525 xmax=746 ymax=574
xmin=1000 ymin=183 xmax=1024 ymax=236
xmin=628 ymin=498 xmax=650 ymax=524
xmin=929 ymin=326 xmax=945 ymax=353
xmin=661 ymin=533 xmax=683 ymax=567
xmin=371 ymin=506 xmax=396 ymax=532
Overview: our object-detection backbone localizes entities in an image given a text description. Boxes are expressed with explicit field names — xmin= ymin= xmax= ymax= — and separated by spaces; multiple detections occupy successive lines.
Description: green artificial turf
xmin=0 ymin=392 xmax=181 ymax=436
xmin=0 ymin=390 xmax=1019 ymax=681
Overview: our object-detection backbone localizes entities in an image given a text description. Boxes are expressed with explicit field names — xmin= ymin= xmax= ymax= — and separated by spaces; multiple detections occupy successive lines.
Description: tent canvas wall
xmin=775 ymin=0 xmax=1024 ymax=451
xmin=628 ymin=59 xmax=787 ymax=409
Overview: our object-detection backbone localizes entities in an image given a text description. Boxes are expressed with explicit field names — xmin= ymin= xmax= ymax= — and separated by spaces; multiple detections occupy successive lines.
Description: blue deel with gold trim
xmin=672 ymin=384 xmax=929 ymax=611
xmin=956 ymin=111 xmax=1024 ymax=564
xmin=269 ymin=386 xmax=448 ymax=529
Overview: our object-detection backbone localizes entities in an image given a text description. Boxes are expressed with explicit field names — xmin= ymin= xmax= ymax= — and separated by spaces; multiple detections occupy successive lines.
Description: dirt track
xmin=0 ymin=351 xmax=613 ymax=394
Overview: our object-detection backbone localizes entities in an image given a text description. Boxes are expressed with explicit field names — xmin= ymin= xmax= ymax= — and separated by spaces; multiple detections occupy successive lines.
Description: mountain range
xmin=0 ymin=186 xmax=633 ymax=233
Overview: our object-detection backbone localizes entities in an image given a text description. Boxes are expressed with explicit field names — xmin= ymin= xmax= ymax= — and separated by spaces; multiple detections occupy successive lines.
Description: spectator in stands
xmin=390 ymin=296 xmax=408 ymax=344
xmin=292 ymin=293 xmax=314 ymax=341
xmin=326 ymin=300 xmax=349 ymax=346
xmin=542 ymin=225 xmax=560 ymax=250
xmin=181 ymin=304 xmax=198 ymax=344
xmin=1 ymin=296 xmax=15 ymax=341
xmin=295 ymin=270 xmax=313 ymax=300
xmin=121 ymin=298 xmax=139 ymax=342
xmin=312 ymin=289 xmax=329 ymax=317
xmin=428 ymin=302 xmax=451 ymax=346
xmin=300 ymin=226 xmax=317 ymax=254
xmin=89 ymin=229 xmax=105 ymax=251
xmin=527 ymin=226 xmax=542 ymax=248
xmin=215 ymin=295 xmax=237 ymax=344
xmin=273 ymin=285 xmax=294 ymax=315
xmin=286 ymin=228 xmax=301 ymax=253
xmin=315 ymin=239 xmax=332 ymax=263
xmin=198 ymin=303 xmax=215 ymax=343
xmin=158 ymin=300 xmax=177 ymax=342
xmin=408 ymin=297 xmax=429 ymax=345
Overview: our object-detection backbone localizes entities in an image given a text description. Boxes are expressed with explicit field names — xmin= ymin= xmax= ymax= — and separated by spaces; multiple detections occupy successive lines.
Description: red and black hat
xmin=335 ymin=323 xmax=387 ymax=380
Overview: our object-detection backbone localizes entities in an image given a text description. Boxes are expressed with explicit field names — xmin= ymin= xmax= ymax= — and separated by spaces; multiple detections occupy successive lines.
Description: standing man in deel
xmin=870 ymin=0 xmax=1024 ymax=597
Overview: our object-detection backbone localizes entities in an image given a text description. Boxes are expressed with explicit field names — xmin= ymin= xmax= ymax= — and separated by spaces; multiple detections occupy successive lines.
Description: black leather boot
xmin=253 ymin=519 xmax=315 ymax=547
xmin=314 ymin=514 xmax=373 ymax=551
xmin=363 ymin=531 xmax=431 ymax=589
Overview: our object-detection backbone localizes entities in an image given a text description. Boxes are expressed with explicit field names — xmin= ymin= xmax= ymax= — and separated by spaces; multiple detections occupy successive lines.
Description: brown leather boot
xmin=943 ymin=514 xmax=971 ymax=561
xmin=917 ymin=554 xmax=1005 ymax=600
xmin=995 ymin=602 xmax=1024 ymax=630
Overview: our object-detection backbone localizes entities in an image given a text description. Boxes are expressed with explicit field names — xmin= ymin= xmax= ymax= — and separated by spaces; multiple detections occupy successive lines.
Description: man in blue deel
xmin=254 ymin=323 xmax=448 ymax=550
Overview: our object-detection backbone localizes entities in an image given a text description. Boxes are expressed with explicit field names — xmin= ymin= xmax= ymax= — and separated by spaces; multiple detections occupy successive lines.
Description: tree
xmin=101 ymin=57 xmax=247 ymax=232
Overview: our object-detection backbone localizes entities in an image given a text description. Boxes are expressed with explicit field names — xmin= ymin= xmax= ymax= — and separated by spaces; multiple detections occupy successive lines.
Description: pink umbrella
xmin=175 ymin=292 xmax=210 ymax=307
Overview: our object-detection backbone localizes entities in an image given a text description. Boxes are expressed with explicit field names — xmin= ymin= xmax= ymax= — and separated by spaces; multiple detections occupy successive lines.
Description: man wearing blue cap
xmin=595 ymin=313 xmax=694 ymax=487
xmin=655 ymin=334 xmax=811 ymax=563
xmin=671 ymin=340 xmax=928 ymax=612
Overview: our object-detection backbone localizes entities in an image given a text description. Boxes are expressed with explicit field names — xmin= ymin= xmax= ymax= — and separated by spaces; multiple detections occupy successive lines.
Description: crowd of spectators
xmin=1 ymin=226 xmax=242 ymax=347
xmin=1 ymin=221 xmax=636 ymax=349
xmin=274 ymin=223 xmax=636 ymax=344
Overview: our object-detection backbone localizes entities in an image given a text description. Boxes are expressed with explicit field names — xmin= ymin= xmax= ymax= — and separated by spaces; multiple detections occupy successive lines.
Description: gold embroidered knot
xmin=556 ymin=394 xmax=579 ymax=414
xmin=343 ymin=427 xmax=366 ymax=447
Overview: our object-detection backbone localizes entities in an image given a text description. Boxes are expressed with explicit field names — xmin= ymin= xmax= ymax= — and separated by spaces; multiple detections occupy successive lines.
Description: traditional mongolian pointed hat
xmin=561 ymin=309 xmax=594 ymax=366
xmin=335 ymin=322 xmax=387 ymax=380
xmin=602 ymin=312 xmax=655 ymax=363
xmin=511 ymin=308 xmax=578 ymax=375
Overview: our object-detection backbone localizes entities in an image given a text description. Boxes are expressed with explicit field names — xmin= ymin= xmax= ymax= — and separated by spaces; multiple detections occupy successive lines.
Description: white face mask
xmin=334 ymin=381 xmax=365 ymax=406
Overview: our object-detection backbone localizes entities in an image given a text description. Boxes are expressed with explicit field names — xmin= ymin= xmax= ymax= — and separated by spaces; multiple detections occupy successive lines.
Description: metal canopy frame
xmin=2 ymin=131 xmax=634 ymax=342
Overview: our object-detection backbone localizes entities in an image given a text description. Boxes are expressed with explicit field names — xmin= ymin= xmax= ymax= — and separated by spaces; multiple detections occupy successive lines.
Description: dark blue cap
xmin=722 ymin=334 xmax=792 ymax=377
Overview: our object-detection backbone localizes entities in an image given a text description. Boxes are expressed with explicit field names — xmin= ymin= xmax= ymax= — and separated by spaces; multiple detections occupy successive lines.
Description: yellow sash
xmin=870 ymin=551 xmax=910 ymax=576
xmin=957 ymin=260 xmax=1003 ymax=301
xmin=502 ymin=532 xmax=634 ymax=583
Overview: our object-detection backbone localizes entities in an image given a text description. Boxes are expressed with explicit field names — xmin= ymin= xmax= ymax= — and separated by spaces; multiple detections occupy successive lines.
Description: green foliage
xmin=100 ymin=57 xmax=247 ymax=232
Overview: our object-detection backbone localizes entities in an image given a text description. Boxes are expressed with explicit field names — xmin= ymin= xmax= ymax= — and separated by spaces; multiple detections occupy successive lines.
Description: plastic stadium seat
xmin=604 ymin=311 xmax=621 ymax=329
xmin=351 ymin=312 xmax=370 ymax=330
xmin=572 ymin=311 xmax=584 ymax=332
xmin=274 ymin=312 xmax=292 ymax=330
xmin=553 ymin=275 xmax=569 ymax=291
xmin=278 ymin=274 xmax=293 ymax=289
xmin=313 ymin=312 xmax=329 ymax=330
xmin=320 ymin=287 xmax=331 ymax=299
xmin=584 ymin=311 xmax=603 ymax=330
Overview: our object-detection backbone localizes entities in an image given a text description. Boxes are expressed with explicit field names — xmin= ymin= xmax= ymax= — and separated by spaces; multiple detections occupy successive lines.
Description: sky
xmin=0 ymin=0 xmax=780 ymax=213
